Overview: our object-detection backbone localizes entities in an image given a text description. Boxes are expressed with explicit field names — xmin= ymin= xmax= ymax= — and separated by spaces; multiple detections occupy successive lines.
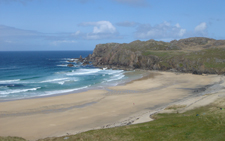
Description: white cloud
xmin=72 ymin=30 xmax=81 ymax=36
xmin=93 ymin=21 xmax=116 ymax=34
xmin=79 ymin=21 xmax=116 ymax=34
xmin=178 ymin=29 xmax=186 ymax=37
xmin=78 ymin=21 xmax=120 ymax=39
xmin=175 ymin=23 xmax=180 ymax=28
xmin=134 ymin=21 xmax=210 ymax=40
xmin=135 ymin=22 xmax=187 ymax=39
xmin=194 ymin=22 xmax=207 ymax=36
xmin=195 ymin=22 xmax=207 ymax=32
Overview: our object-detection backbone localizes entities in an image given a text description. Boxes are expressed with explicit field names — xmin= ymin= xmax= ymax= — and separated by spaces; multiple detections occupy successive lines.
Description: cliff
xmin=87 ymin=37 xmax=225 ymax=74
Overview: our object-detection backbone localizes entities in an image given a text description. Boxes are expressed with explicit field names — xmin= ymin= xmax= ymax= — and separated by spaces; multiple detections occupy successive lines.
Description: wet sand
xmin=0 ymin=71 xmax=223 ymax=140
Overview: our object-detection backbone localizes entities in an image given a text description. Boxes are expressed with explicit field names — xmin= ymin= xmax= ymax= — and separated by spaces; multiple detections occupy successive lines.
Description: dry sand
xmin=0 ymin=71 xmax=224 ymax=140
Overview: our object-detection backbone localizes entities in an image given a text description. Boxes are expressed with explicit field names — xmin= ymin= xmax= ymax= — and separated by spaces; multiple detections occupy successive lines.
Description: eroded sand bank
xmin=0 ymin=71 xmax=223 ymax=140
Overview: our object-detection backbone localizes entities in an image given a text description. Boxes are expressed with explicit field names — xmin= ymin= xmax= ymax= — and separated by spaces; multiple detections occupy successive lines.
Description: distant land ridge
xmin=86 ymin=37 xmax=225 ymax=74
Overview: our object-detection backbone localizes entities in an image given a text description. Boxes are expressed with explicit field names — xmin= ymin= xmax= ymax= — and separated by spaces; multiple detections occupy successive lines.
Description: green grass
xmin=143 ymin=48 xmax=225 ymax=71
xmin=164 ymin=104 xmax=186 ymax=110
xmin=159 ymin=61 xmax=171 ymax=68
xmin=142 ymin=51 xmax=170 ymax=57
xmin=185 ymin=48 xmax=225 ymax=60
xmin=99 ymin=41 xmax=225 ymax=73
xmin=142 ymin=50 xmax=184 ymax=58
xmin=121 ymin=40 xmax=177 ymax=52
xmin=183 ymin=48 xmax=225 ymax=70
xmin=204 ymin=62 xmax=225 ymax=69
xmin=0 ymin=136 xmax=26 ymax=141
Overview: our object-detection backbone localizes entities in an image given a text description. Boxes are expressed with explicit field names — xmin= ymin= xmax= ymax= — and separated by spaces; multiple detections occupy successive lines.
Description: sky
xmin=0 ymin=0 xmax=225 ymax=51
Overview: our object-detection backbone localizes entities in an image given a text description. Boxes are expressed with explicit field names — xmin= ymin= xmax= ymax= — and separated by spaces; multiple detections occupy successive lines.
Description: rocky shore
xmin=84 ymin=37 xmax=225 ymax=74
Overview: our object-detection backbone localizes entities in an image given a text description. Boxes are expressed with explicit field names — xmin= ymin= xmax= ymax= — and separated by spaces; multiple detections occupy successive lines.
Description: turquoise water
xmin=0 ymin=51 xmax=138 ymax=100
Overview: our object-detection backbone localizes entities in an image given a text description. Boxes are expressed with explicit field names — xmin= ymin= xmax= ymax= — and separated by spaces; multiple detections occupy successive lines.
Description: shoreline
xmin=0 ymin=71 xmax=224 ymax=140
xmin=0 ymin=69 xmax=145 ymax=103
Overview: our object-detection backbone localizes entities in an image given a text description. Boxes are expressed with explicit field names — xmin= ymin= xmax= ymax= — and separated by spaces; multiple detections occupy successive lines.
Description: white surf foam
xmin=106 ymin=73 xmax=125 ymax=82
xmin=41 ymin=78 xmax=69 ymax=83
xmin=0 ymin=79 xmax=20 ymax=83
xmin=107 ymin=70 xmax=124 ymax=75
xmin=58 ymin=81 xmax=65 ymax=85
xmin=41 ymin=78 xmax=78 ymax=85
xmin=38 ymin=86 xmax=88 ymax=97
xmin=57 ymin=64 xmax=68 ymax=67
xmin=57 ymin=79 xmax=76 ymax=85
xmin=0 ymin=87 xmax=41 ymax=95
xmin=66 ymin=69 xmax=101 ymax=76
xmin=62 ymin=58 xmax=75 ymax=60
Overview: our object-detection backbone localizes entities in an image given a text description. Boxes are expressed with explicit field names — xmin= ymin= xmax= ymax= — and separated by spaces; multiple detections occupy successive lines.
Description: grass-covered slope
xmin=88 ymin=37 xmax=225 ymax=74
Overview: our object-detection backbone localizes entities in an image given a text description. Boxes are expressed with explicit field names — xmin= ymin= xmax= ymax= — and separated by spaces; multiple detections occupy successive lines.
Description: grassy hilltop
xmin=88 ymin=37 xmax=225 ymax=74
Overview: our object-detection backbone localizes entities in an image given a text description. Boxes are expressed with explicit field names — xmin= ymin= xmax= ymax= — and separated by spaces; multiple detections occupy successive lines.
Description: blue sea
xmin=0 ymin=51 xmax=141 ymax=101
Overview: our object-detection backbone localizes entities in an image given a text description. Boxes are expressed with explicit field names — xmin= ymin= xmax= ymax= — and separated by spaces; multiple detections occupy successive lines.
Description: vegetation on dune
xmin=0 ymin=136 xmax=26 ymax=141
xmin=164 ymin=104 xmax=187 ymax=110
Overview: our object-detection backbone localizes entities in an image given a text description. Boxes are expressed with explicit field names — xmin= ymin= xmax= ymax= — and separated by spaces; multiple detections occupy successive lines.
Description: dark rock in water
xmin=67 ymin=64 xmax=74 ymax=67
xmin=68 ymin=60 xmax=75 ymax=62
xmin=86 ymin=54 xmax=92 ymax=60
xmin=82 ymin=61 xmax=90 ymax=66
xmin=78 ymin=55 xmax=85 ymax=62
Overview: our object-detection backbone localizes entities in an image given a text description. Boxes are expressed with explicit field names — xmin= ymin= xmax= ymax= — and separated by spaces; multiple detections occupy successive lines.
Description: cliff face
xmin=87 ymin=37 xmax=225 ymax=74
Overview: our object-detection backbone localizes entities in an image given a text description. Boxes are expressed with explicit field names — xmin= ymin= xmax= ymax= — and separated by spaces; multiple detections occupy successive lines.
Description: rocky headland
xmin=86 ymin=37 xmax=225 ymax=74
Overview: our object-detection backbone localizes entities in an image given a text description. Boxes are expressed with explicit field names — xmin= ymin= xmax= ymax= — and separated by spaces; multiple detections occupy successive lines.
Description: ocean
xmin=0 ymin=51 xmax=141 ymax=101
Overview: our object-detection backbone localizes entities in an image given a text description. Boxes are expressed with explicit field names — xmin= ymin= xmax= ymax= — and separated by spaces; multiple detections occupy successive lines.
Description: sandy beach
xmin=0 ymin=71 xmax=224 ymax=141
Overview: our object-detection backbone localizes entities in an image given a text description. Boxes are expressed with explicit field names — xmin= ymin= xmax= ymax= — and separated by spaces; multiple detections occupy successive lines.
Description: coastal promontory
xmin=87 ymin=37 xmax=225 ymax=74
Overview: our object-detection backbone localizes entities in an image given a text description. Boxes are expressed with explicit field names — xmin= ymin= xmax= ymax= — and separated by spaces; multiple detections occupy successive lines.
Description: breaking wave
xmin=0 ymin=87 xmax=41 ymax=95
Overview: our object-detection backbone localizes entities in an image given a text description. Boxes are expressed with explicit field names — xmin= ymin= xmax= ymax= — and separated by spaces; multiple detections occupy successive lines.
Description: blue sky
xmin=0 ymin=0 xmax=225 ymax=51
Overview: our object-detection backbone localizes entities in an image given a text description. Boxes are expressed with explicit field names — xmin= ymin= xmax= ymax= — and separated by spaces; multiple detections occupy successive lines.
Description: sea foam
xmin=0 ymin=87 xmax=41 ymax=95
xmin=0 ymin=79 xmax=20 ymax=83
xmin=66 ymin=69 xmax=101 ymax=76
xmin=37 ymin=86 xmax=89 ymax=97
xmin=106 ymin=73 xmax=125 ymax=82
xmin=0 ymin=51 xmax=130 ymax=100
